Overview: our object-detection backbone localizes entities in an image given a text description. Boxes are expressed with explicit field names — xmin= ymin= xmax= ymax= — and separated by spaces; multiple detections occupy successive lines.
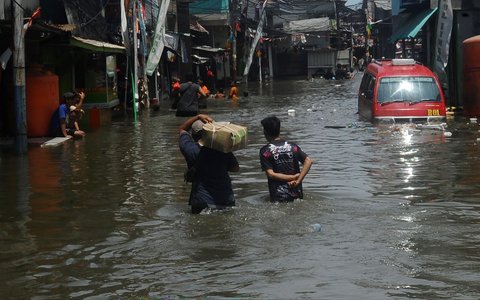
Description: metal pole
xmin=231 ymin=0 xmax=237 ymax=81
xmin=13 ymin=0 xmax=27 ymax=154
xmin=243 ymin=0 xmax=249 ymax=81
xmin=124 ymin=53 xmax=129 ymax=116
xmin=258 ymin=55 xmax=262 ymax=83
xmin=105 ymin=56 xmax=109 ymax=104
xmin=154 ymin=66 xmax=159 ymax=101
xmin=132 ymin=0 xmax=138 ymax=120
xmin=268 ymin=43 xmax=273 ymax=79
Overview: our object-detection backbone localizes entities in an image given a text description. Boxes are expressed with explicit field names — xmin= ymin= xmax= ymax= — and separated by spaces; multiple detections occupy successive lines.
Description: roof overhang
xmin=192 ymin=13 xmax=229 ymax=26
xmin=70 ymin=36 xmax=125 ymax=53
xmin=192 ymin=46 xmax=225 ymax=53
xmin=284 ymin=17 xmax=333 ymax=33
xmin=389 ymin=8 xmax=437 ymax=43
xmin=192 ymin=54 xmax=210 ymax=64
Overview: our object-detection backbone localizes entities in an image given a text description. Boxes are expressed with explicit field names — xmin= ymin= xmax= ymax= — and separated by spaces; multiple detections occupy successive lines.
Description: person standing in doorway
xmin=206 ymin=67 xmax=215 ymax=92
xmin=259 ymin=115 xmax=313 ymax=202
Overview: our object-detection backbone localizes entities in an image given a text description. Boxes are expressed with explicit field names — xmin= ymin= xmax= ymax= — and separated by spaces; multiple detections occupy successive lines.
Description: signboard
xmin=433 ymin=0 xmax=453 ymax=83
xmin=146 ymin=0 xmax=171 ymax=76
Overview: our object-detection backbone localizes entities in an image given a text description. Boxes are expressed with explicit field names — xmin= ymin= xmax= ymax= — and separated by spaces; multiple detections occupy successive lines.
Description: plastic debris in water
xmin=444 ymin=131 xmax=452 ymax=137
xmin=309 ymin=223 xmax=322 ymax=232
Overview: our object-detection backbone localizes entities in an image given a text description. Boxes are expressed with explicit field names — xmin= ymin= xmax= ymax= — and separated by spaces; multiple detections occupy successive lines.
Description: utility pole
xmin=177 ymin=1 xmax=192 ymax=81
xmin=366 ymin=0 xmax=375 ymax=58
xmin=334 ymin=0 xmax=339 ymax=31
xmin=258 ymin=51 xmax=262 ymax=82
xmin=13 ymin=0 xmax=27 ymax=154
xmin=132 ymin=0 xmax=138 ymax=121
xmin=242 ymin=0 xmax=249 ymax=81
xmin=230 ymin=0 xmax=238 ymax=81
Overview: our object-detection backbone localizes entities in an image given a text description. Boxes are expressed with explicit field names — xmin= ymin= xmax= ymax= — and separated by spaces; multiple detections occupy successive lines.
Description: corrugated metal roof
xmin=284 ymin=17 xmax=332 ymax=33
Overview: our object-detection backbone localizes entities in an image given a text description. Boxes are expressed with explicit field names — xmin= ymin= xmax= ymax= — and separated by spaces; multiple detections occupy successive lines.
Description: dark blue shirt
xmin=50 ymin=104 xmax=69 ymax=137
xmin=179 ymin=131 xmax=238 ymax=209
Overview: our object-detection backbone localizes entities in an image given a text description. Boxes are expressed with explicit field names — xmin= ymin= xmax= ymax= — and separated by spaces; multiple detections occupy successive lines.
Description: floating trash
xmin=308 ymin=223 xmax=322 ymax=232
xmin=416 ymin=123 xmax=446 ymax=131
xmin=287 ymin=109 xmax=296 ymax=116
xmin=444 ymin=131 xmax=452 ymax=137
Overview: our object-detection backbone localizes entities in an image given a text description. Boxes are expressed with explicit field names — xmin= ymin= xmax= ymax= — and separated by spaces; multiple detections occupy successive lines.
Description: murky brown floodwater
xmin=2 ymin=74 xmax=480 ymax=299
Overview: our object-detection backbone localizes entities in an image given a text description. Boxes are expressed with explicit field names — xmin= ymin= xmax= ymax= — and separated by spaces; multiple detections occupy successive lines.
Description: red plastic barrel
xmin=26 ymin=66 xmax=59 ymax=137
xmin=463 ymin=35 xmax=480 ymax=117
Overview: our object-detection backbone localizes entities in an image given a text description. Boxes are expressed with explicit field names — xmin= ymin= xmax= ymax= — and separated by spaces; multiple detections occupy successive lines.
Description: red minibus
xmin=358 ymin=59 xmax=446 ymax=122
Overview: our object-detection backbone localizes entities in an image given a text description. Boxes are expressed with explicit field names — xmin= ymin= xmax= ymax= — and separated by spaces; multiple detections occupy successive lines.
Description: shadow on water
xmin=2 ymin=76 xmax=480 ymax=298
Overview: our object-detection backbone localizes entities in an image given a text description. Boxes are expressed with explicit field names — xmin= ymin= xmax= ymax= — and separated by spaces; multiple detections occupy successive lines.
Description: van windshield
xmin=377 ymin=77 xmax=441 ymax=103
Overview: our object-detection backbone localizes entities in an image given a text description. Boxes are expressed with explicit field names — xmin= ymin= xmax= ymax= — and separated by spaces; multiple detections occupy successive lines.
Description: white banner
xmin=120 ymin=0 xmax=128 ymax=47
xmin=146 ymin=0 xmax=171 ymax=76
xmin=433 ymin=0 xmax=453 ymax=82
xmin=243 ymin=1 xmax=267 ymax=77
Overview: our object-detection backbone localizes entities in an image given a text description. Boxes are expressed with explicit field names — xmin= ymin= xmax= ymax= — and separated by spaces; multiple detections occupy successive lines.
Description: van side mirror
xmin=363 ymin=90 xmax=373 ymax=99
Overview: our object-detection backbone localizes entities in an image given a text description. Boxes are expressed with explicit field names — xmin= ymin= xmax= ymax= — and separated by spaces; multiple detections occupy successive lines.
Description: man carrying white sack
xmin=178 ymin=114 xmax=240 ymax=214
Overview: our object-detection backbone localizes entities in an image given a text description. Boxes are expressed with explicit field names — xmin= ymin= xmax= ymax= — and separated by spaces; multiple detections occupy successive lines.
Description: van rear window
xmin=377 ymin=77 xmax=441 ymax=103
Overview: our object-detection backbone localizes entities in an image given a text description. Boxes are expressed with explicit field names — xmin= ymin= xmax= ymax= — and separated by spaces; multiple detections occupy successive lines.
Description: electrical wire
xmin=11 ymin=0 xmax=26 ymax=11
xmin=71 ymin=0 xmax=112 ymax=28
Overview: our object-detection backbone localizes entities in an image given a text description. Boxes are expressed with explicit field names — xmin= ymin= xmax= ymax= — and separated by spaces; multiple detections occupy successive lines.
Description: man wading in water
xmin=179 ymin=114 xmax=240 ymax=213
xmin=259 ymin=116 xmax=313 ymax=202
xmin=175 ymin=74 xmax=206 ymax=117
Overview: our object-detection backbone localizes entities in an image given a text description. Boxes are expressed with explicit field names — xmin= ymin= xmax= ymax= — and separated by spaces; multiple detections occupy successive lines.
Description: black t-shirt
xmin=259 ymin=140 xmax=308 ymax=202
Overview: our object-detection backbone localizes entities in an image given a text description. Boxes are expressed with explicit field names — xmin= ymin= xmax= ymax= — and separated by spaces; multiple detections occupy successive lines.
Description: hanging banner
xmin=120 ymin=0 xmax=129 ymax=47
xmin=433 ymin=0 xmax=453 ymax=83
xmin=146 ymin=0 xmax=171 ymax=76
xmin=137 ymin=2 xmax=148 ymax=57
xmin=180 ymin=37 xmax=189 ymax=64
xmin=164 ymin=33 xmax=179 ymax=51
xmin=243 ymin=0 xmax=267 ymax=77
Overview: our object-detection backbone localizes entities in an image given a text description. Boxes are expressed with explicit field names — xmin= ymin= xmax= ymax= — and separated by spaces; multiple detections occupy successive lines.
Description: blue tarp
xmin=189 ymin=0 xmax=229 ymax=15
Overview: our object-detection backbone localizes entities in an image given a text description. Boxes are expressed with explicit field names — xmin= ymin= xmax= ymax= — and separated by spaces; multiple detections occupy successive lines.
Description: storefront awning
xmin=192 ymin=46 xmax=225 ymax=53
xmin=389 ymin=8 xmax=437 ymax=43
xmin=70 ymin=36 xmax=125 ymax=53
xmin=192 ymin=54 xmax=210 ymax=65
xmin=190 ymin=21 xmax=209 ymax=34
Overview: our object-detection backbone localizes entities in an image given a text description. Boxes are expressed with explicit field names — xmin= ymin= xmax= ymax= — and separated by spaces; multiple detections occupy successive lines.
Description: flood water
xmin=2 ymin=74 xmax=480 ymax=299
